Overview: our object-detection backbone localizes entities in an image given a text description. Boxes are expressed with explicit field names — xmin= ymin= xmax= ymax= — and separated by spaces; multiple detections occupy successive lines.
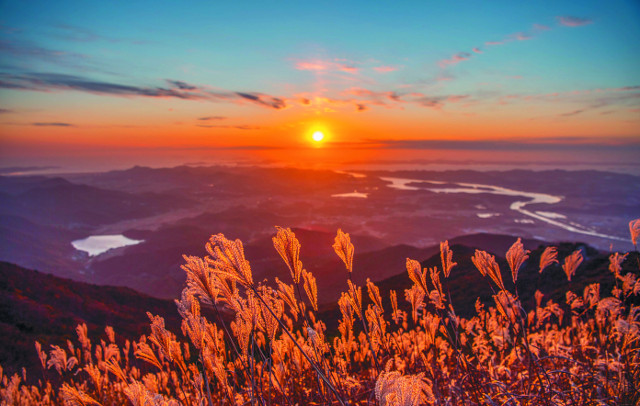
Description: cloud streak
xmin=236 ymin=92 xmax=287 ymax=110
xmin=198 ymin=116 xmax=227 ymax=121
xmin=32 ymin=122 xmax=75 ymax=127
xmin=438 ymin=52 xmax=472 ymax=68
xmin=440 ymin=22 xmax=552 ymax=70
xmin=372 ymin=137 xmax=640 ymax=151
xmin=196 ymin=124 xmax=261 ymax=130
xmin=557 ymin=16 xmax=593 ymax=27
xmin=0 ymin=72 xmax=289 ymax=110
xmin=373 ymin=66 xmax=398 ymax=73
xmin=294 ymin=59 xmax=359 ymax=73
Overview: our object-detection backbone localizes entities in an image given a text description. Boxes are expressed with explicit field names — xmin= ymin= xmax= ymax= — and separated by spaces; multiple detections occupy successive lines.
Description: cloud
xmin=31 ymin=122 xmax=75 ymax=127
xmin=414 ymin=95 xmax=469 ymax=109
xmin=495 ymin=85 xmax=640 ymax=116
xmin=0 ymin=39 xmax=87 ymax=61
xmin=332 ymin=87 xmax=471 ymax=111
xmin=196 ymin=124 xmax=261 ymax=130
xmin=472 ymin=47 xmax=482 ymax=54
xmin=52 ymin=24 xmax=111 ymax=43
xmin=372 ymin=138 xmax=640 ymax=151
xmin=533 ymin=24 xmax=551 ymax=31
xmin=438 ymin=52 xmax=472 ymax=68
xmin=0 ymin=39 xmax=106 ymax=73
xmin=513 ymin=32 xmax=533 ymax=41
xmin=560 ymin=109 xmax=585 ymax=117
xmin=236 ymin=92 xmax=287 ymax=109
xmin=51 ymin=24 xmax=151 ymax=45
xmin=294 ymin=59 xmax=359 ymax=73
xmin=373 ymin=66 xmax=398 ymax=73
xmin=0 ymin=72 xmax=289 ymax=110
xmin=616 ymin=85 xmax=640 ymax=91
xmin=166 ymin=80 xmax=198 ymax=90
xmin=342 ymin=87 xmax=401 ymax=103
xmin=0 ymin=72 xmax=210 ymax=99
xmin=197 ymin=116 xmax=227 ymax=121
xmin=0 ymin=108 xmax=12 ymax=114
xmin=557 ymin=16 xmax=593 ymax=27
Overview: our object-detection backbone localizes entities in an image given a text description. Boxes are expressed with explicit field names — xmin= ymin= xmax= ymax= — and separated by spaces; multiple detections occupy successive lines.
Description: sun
xmin=312 ymin=131 xmax=325 ymax=142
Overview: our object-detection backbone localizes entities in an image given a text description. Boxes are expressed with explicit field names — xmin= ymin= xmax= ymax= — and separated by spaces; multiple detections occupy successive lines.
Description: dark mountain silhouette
xmin=373 ymin=241 xmax=639 ymax=318
xmin=0 ymin=262 xmax=181 ymax=376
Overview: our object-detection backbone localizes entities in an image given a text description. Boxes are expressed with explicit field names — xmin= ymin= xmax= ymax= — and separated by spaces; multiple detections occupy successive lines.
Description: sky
xmin=1 ymin=0 xmax=639 ymax=171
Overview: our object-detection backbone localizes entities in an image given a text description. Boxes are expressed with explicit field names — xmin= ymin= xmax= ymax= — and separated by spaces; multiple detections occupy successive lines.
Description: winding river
xmin=380 ymin=176 xmax=625 ymax=242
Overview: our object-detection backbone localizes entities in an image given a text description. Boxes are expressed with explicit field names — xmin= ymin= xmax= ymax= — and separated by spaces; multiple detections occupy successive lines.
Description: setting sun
xmin=312 ymin=131 xmax=325 ymax=142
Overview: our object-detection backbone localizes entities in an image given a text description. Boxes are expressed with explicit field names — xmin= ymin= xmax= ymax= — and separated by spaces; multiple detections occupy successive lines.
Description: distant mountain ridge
xmin=0 ymin=175 xmax=192 ymax=227
xmin=1 ymin=165 xmax=636 ymax=303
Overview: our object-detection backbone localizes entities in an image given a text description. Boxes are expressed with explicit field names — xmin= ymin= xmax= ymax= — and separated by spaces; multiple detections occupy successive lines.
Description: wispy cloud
xmin=512 ymin=32 xmax=533 ymax=41
xmin=373 ymin=65 xmax=398 ymax=73
xmin=372 ymin=137 xmax=640 ymax=151
xmin=294 ymin=59 xmax=359 ymax=73
xmin=197 ymin=116 xmax=227 ymax=121
xmin=533 ymin=23 xmax=551 ymax=31
xmin=51 ymin=24 xmax=149 ymax=45
xmin=31 ymin=122 xmax=75 ymax=127
xmin=0 ymin=39 xmax=87 ymax=66
xmin=557 ymin=16 xmax=593 ymax=27
xmin=196 ymin=124 xmax=261 ymax=130
xmin=0 ymin=72 xmax=208 ymax=99
xmin=236 ymin=92 xmax=287 ymax=110
xmin=560 ymin=109 xmax=585 ymax=117
xmin=0 ymin=108 xmax=12 ymax=114
xmin=167 ymin=80 xmax=198 ymax=90
xmin=438 ymin=52 xmax=472 ymax=68
xmin=414 ymin=95 xmax=469 ymax=109
xmin=341 ymin=87 xmax=401 ymax=103
xmin=441 ymin=23 xmax=546 ymax=71
xmin=335 ymin=87 xmax=470 ymax=111
xmin=0 ymin=72 xmax=289 ymax=110
xmin=494 ymin=85 xmax=640 ymax=116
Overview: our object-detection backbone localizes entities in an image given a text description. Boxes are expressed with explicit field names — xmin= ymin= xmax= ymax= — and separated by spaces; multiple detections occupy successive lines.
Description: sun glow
xmin=312 ymin=131 xmax=325 ymax=142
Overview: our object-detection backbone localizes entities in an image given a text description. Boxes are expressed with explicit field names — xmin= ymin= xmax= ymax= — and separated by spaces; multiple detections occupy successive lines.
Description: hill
xmin=0 ymin=262 xmax=181 ymax=376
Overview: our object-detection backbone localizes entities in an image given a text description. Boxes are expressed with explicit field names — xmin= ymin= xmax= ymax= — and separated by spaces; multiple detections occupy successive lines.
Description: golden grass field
xmin=2 ymin=220 xmax=640 ymax=405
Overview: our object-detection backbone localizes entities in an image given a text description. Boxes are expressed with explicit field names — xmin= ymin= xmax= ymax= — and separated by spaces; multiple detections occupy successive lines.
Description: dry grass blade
xmin=440 ymin=240 xmax=457 ymax=278
xmin=273 ymin=226 xmax=303 ymax=284
xmin=609 ymin=252 xmax=628 ymax=278
xmin=60 ymin=383 xmax=102 ymax=406
xmin=375 ymin=371 xmax=433 ymax=406
xmin=472 ymin=249 xmax=505 ymax=290
xmin=562 ymin=249 xmax=583 ymax=282
xmin=302 ymin=269 xmax=318 ymax=311
xmin=539 ymin=246 xmax=558 ymax=274
xmin=333 ymin=229 xmax=354 ymax=272
xmin=406 ymin=258 xmax=428 ymax=293
xmin=630 ymin=218 xmax=640 ymax=247
xmin=207 ymin=233 xmax=254 ymax=287
xmin=506 ymin=238 xmax=529 ymax=283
